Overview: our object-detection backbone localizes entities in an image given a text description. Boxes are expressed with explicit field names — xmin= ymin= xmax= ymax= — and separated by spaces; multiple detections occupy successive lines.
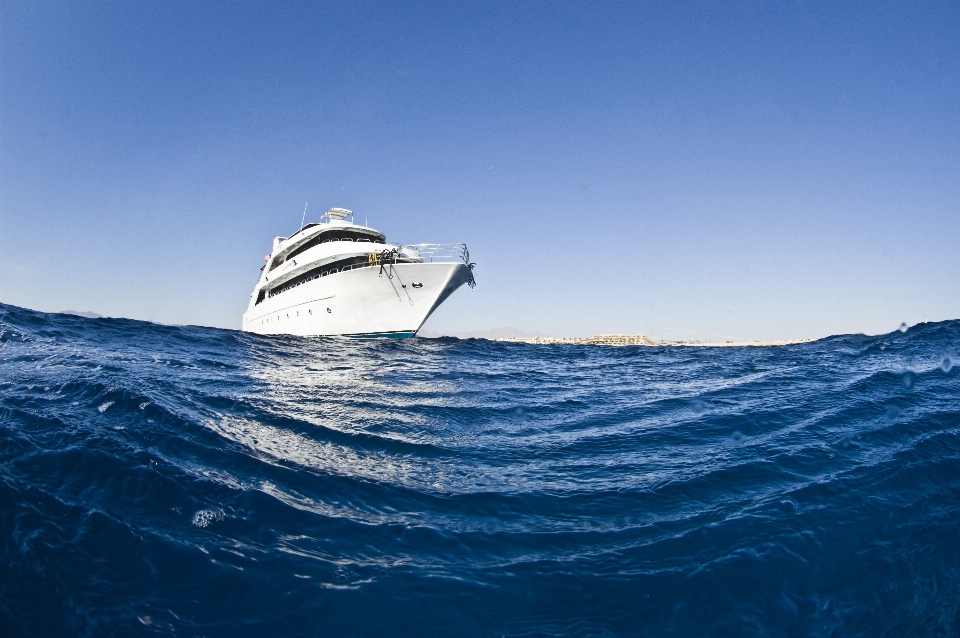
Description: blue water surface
xmin=1 ymin=303 xmax=959 ymax=636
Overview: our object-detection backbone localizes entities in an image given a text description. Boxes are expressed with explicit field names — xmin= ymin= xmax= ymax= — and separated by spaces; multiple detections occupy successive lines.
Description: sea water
xmin=1 ymin=303 xmax=958 ymax=636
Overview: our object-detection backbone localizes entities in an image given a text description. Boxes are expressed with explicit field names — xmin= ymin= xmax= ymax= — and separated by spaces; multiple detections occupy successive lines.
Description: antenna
xmin=300 ymin=202 xmax=308 ymax=230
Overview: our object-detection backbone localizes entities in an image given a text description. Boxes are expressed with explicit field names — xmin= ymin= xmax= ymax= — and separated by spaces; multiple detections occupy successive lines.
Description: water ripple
xmin=1 ymin=303 xmax=959 ymax=636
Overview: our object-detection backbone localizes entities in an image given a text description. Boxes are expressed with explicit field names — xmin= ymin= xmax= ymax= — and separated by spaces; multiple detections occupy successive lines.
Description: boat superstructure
xmin=241 ymin=208 xmax=475 ymax=337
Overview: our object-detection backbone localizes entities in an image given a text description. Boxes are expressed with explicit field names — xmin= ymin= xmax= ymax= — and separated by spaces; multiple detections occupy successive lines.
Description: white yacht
xmin=241 ymin=208 xmax=475 ymax=337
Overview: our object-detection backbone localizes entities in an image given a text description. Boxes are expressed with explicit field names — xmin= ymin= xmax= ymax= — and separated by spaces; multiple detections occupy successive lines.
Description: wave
xmin=1 ymin=303 xmax=959 ymax=636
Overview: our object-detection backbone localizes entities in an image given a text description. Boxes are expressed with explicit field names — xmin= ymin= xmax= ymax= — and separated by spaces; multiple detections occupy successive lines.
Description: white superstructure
xmin=241 ymin=208 xmax=475 ymax=338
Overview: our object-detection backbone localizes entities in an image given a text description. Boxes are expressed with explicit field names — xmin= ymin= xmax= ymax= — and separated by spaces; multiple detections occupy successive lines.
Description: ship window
xmin=284 ymin=236 xmax=321 ymax=263
xmin=266 ymin=253 xmax=391 ymax=299
xmin=271 ymin=229 xmax=385 ymax=270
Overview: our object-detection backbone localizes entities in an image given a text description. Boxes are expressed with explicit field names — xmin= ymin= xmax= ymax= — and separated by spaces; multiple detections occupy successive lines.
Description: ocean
xmin=1 ymin=302 xmax=958 ymax=636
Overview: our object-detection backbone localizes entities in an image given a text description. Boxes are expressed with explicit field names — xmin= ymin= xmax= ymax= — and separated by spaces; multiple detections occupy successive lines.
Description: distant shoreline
xmin=419 ymin=329 xmax=813 ymax=346
xmin=493 ymin=334 xmax=813 ymax=347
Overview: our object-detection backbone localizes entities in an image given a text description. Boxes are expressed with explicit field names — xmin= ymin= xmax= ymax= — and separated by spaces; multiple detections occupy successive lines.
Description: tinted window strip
xmin=265 ymin=256 xmax=371 ymax=300
xmin=271 ymin=230 xmax=386 ymax=271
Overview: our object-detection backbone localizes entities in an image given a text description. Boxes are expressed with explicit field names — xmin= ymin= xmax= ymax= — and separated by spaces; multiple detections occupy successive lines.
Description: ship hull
xmin=241 ymin=262 xmax=471 ymax=337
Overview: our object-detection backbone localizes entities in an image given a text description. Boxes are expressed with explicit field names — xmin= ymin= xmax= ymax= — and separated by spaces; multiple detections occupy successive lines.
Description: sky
xmin=2 ymin=1 xmax=959 ymax=340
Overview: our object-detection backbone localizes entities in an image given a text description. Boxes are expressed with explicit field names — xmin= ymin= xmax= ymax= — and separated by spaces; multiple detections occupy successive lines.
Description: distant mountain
xmin=418 ymin=327 xmax=539 ymax=340
xmin=59 ymin=310 xmax=104 ymax=319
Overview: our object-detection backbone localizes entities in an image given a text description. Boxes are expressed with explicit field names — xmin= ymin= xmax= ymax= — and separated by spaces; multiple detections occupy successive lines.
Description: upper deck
xmin=266 ymin=216 xmax=387 ymax=273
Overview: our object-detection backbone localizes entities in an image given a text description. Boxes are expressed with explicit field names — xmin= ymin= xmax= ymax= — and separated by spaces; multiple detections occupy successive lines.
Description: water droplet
xmin=901 ymin=372 xmax=916 ymax=391
xmin=691 ymin=399 xmax=706 ymax=414
xmin=942 ymin=356 xmax=954 ymax=373
xmin=514 ymin=407 xmax=524 ymax=415
xmin=885 ymin=405 xmax=901 ymax=422
xmin=899 ymin=322 xmax=908 ymax=333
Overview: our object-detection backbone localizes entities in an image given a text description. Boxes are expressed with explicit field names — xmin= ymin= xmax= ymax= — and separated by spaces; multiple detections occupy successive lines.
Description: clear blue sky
xmin=2 ymin=1 xmax=958 ymax=340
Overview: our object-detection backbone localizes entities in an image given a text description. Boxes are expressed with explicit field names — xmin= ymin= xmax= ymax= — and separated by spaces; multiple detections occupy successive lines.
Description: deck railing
xmin=400 ymin=243 xmax=471 ymax=265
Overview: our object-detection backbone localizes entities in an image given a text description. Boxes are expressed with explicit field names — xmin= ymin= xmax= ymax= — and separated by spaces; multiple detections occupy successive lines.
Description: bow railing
xmin=400 ymin=243 xmax=471 ymax=265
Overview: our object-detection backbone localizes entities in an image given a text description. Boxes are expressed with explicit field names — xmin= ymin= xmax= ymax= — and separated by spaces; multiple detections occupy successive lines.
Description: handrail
xmin=400 ymin=243 xmax=470 ymax=265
